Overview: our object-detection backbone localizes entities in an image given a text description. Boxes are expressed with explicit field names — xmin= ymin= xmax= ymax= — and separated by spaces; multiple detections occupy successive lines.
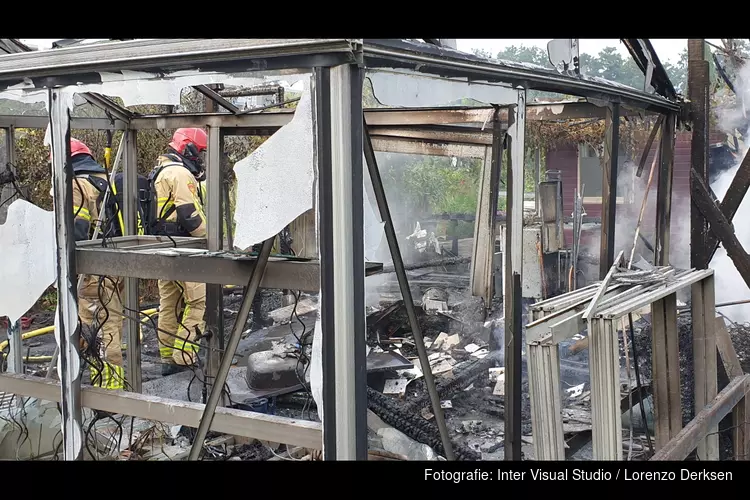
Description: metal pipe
xmin=48 ymin=88 xmax=83 ymax=460
xmin=187 ymin=237 xmax=274 ymax=461
xmin=363 ymin=120 xmax=455 ymax=461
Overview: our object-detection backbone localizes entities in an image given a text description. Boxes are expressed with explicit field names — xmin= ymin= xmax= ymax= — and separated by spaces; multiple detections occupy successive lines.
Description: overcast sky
xmin=21 ymin=38 xmax=716 ymax=65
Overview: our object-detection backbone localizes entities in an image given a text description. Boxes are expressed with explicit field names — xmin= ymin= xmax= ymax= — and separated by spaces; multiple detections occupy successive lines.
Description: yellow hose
xmin=1 ymin=308 xmax=159 ymax=354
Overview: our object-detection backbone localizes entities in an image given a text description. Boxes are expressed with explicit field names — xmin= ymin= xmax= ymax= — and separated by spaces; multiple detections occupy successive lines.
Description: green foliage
xmin=381 ymin=155 xmax=483 ymax=216
xmin=472 ymin=44 xmax=689 ymax=96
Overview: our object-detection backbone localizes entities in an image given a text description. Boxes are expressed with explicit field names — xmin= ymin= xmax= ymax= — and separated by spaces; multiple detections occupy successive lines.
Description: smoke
xmin=710 ymin=60 xmax=750 ymax=323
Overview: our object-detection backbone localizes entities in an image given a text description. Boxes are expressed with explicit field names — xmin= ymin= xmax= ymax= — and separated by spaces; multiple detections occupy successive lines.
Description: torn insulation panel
xmin=233 ymin=76 xmax=314 ymax=250
xmin=364 ymin=173 xmax=387 ymax=264
xmin=310 ymin=315 xmax=323 ymax=423
xmin=0 ymin=199 xmax=57 ymax=324
xmin=367 ymin=69 xmax=517 ymax=107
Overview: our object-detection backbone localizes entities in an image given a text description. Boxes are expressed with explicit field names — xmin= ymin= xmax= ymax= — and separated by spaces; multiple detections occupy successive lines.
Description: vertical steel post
xmin=4 ymin=125 xmax=23 ymax=375
xmin=123 ymin=129 xmax=141 ymax=392
xmin=329 ymin=63 xmax=367 ymax=460
xmin=314 ymin=67 xmax=338 ymax=460
xmin=49 ymin=88 xmax=83 ymax=460
xmin=600 ymin=103 xmax=620 ymax=278
xmin=504 ymin=88 xmax=526 ymax=461
xmin=205 ymin=126 xmax=224 ymax=402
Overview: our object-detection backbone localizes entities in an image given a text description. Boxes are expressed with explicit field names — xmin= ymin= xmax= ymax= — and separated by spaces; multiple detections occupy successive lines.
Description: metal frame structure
xmin=0 ymin=38 xmax=690 ymax=461
xmin=524 ymin=268 xmax=741 ymax=460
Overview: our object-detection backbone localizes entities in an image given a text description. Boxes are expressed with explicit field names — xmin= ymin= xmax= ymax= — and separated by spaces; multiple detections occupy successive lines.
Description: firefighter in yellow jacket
xmin=149 ymin=128 xmax=208 ymax=375
xmin=68 ymin=138 xmax=126 ymax=391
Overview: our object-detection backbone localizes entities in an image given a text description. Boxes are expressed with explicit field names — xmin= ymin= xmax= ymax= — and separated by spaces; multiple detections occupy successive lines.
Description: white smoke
xmin=710 ymin=59 xmax=750 ymax=323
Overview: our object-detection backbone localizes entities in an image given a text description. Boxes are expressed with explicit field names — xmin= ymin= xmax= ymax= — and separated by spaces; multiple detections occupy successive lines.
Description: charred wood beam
xmin=636 ymin=115 xmax=664 ymax=178
xmin=218 ymin=85 xmax=283 ymax=98
xmin=193 ymin=84 xmax=241 ymax=114
xmin=705 ymin=149 xmax=750 ymax=262
xmin=79 ymin=92 xmax=133 ymax=123
xmin=691 ymin=168 xmax=750 ymax=289
xmin=713 ymin=52 xmax=736 ymax=94
xmin=690 ymin=40 xmax=711 ymax=271
xmin=622 ymin=39 xmax=678 ymax=100
xmin=655 ymin=113 xmax=676 ymax=266
xmin=600 ymin=103 xmax=620 ymax=278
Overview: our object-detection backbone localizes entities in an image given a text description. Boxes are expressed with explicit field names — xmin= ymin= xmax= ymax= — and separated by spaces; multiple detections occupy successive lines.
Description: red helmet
xmin=70 ymin=138 xmax=92 ymax=157
xmin=49 ymin=138 xmax=92 ymax=161
xmin=169 ymin=128 xmax=208 ymax=155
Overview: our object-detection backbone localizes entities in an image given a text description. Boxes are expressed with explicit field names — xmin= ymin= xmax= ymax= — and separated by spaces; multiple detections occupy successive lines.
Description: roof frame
xmin=362 ymin=39 xmax=680 ymax=113
xmin=621 ymin=39 xmax=678 ymax=100
xmin=0 ymin=39 xmax=363 ymax=90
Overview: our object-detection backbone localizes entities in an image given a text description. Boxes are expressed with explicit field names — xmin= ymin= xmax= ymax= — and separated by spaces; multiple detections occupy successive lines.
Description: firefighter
xmin=67 ymin=138 xmax=126 ymax=391
xmin=149 ymin=128 xmax=208 ymax=375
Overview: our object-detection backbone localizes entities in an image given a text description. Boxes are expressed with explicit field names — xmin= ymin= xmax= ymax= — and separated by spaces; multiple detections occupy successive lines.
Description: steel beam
xmin=0 ymin=115 xmax=126 ymax=130
xmin=123 ymin=130 xmax=141 ymax=392
xmin=49 ymin=88 xmax=83 ymax=461
xmin=0 ymin=373 xmax=322 ymax=450
xmin=328 ymin=63 xmax=367 ymax=460
xmin=0 ymin=39 xmax=362 ymax=86
xmin=76 ymin=248 xmax=382 ymax=291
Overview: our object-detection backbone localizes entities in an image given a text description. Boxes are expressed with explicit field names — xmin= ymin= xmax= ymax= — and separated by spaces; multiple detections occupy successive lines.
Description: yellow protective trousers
xmin=79 ymin=275 xmax=125 ymax=390
xmin=157 ymin=280 xmax=206 ymax=366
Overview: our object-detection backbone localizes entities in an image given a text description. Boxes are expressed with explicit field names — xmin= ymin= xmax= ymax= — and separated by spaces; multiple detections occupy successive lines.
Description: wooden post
xmin=714 ymin=317 xmax=750 ymax=460
xmin=600 ymin=103 xmax=620 ymax=279
xmin=504 ymin=89 xmax=526 ymax=460
xmin=689 ymin=39 xmax=710 ymax=271
xmin=655 ymin=113 xmax=675 ymax=266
